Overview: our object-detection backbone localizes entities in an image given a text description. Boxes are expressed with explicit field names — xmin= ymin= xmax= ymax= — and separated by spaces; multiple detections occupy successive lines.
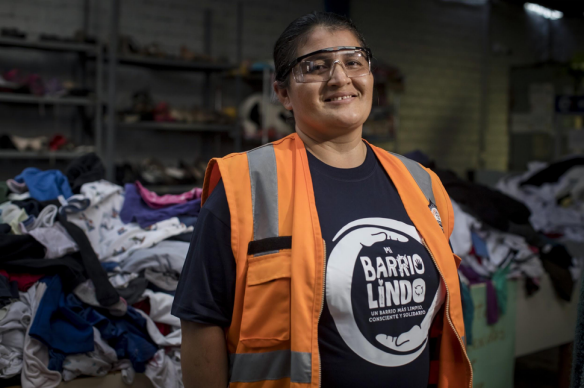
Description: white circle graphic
xmin=326 ymin=217 xmax=445 ymax=367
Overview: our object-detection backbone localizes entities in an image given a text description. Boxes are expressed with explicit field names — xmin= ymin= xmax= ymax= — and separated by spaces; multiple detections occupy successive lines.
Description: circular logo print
xmin=326 ymin=218 xmax=445 ymax=367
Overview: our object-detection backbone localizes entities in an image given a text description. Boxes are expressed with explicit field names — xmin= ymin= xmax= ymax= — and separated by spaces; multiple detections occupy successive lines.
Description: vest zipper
xmin=422 ymin=238 xmax=473 ymax=388
xmin=317 ymin=239 xmax=326 ymax=388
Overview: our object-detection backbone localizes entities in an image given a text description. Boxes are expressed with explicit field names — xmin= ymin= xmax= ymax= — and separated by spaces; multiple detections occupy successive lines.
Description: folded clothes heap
xmin=0 ymin=154 xmax=195 ymax=387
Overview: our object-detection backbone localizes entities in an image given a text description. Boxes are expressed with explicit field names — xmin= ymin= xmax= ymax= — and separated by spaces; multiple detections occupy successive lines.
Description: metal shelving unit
xmin=118 ymin=121 xmax=234 ymax=132
xmin=0 ymin=37 xmax=96 ymax=53
xmin=116 ymin=54 xmax=234 ymax=72
xmin=0 ymin=150 xmax=91 ymax=159
xmin=0 ymin=7 xmax=104 ymax=167
xmin=103 ymin=0 xmax=243 ymax=181
xmin=0 ymin=93 xmax=95 ymax=106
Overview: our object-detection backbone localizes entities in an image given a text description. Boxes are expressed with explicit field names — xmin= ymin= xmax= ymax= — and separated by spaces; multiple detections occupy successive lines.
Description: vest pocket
xmin=240 ymin=251 xmax=291 ymax=348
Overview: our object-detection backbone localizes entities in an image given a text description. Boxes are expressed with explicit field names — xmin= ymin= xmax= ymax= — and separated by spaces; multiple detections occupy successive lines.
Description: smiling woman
xmin=174 ymin=11 xmax=471 ymax=388
xmin=273 ymin=18 xmax=374 ymax=168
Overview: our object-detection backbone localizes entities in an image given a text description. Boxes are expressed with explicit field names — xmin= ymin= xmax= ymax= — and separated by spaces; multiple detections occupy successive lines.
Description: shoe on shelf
xmin=11 ymin=136 xmax=48 ymax=152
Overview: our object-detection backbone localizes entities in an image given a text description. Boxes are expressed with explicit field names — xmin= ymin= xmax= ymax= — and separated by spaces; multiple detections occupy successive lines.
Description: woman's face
xmin=276 ymin=27 xmax=374 ymax=139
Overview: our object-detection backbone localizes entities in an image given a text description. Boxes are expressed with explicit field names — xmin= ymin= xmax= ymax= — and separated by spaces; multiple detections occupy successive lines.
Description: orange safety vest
xmin=202 ymin=133 xmax=472 ymax=388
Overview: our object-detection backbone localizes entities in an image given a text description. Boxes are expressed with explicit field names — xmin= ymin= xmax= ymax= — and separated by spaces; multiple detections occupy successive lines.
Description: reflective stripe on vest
xmin=390 ymin=152 xmax=435 ymax=205
xmin=247 ymin=144 xmax=279 ymax=256
xmin=230 ymin=350 xmax=312 ymax=383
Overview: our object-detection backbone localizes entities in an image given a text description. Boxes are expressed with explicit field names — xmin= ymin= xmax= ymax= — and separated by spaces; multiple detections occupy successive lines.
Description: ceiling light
xmin=524 ymin=3 xmax=563 ymax=20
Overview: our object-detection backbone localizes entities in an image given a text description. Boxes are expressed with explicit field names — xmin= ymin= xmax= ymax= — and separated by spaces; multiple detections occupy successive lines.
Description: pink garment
xmin=135 ymin=181 xmax=202 ymax=209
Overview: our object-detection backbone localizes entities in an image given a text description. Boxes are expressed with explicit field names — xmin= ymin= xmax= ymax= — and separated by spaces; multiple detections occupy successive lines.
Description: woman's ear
xmin=273 ymin=81 xmax=293 ymax=111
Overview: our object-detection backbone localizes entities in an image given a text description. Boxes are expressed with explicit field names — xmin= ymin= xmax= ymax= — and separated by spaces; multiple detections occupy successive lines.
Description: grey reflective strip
xmin=230 ymin=350 xmax=311 ymax=383
xmin=390 ymin=152 xmax=435 ymax=205
xmin=247 ymin=145 xmax=279 ymax=255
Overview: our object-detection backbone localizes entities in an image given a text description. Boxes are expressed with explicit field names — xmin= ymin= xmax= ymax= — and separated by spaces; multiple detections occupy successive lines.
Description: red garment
xmin=0 ymin=270 xmax=44 ymax=292
xmin=155 ymin=322 xmax=171 ymax=336
xmin=132 ymin=298 xmax=151 ymax=315
xmin=133 ymin=297 xmax=172 ymax=336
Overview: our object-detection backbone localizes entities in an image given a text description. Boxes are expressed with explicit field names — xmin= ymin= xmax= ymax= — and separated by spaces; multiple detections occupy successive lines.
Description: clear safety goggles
xmin=279 ymin=46 xmax=372 ymax=84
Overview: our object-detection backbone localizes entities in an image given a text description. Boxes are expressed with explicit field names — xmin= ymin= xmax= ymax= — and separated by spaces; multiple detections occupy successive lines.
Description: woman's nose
xmin=328 ymin=62 xmax=350 ymax=84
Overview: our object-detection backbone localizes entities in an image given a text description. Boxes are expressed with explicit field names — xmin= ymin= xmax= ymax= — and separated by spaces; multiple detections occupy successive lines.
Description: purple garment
xmin=120 ymin=183 xmax=201 ymax=228
xmin=459 ymin=265 xmax=500 ymax=325
xmin=485 ymin=280 xmax=499 ymax=325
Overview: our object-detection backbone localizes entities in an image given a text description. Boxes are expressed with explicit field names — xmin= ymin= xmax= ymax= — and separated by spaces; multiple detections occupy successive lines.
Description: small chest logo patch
xmin=428 ymin=202 xmax=443 ymax=231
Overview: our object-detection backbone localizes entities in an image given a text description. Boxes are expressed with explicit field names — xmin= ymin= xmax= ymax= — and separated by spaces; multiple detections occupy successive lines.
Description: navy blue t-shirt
xmin=172 ymin=144 xmax=445 ymax=387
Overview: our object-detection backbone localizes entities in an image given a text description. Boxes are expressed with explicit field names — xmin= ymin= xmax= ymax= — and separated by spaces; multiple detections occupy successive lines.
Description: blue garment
xmin=101 ymin=262 xmax=120 ymax=272
xmin=15 ymin=168 xmax=73 ymax=201
xmin=120 ymin=183 xmax=201 ymax=228
xmin=30 ymin=276 xmax=158 ymax=372
xmin=471 ymin=231 xmax=489 ymax=258
xmin=178 ymin=215 xmax=198 ymax=227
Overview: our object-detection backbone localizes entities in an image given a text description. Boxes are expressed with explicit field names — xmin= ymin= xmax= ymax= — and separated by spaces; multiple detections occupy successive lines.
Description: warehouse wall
xmin=0 ymin=0 xmax=583 ymax=175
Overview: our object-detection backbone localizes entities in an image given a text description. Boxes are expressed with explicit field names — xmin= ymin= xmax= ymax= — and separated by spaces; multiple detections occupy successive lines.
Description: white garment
xmin=554 ymin=166 xmax=584 ymax=202
xmin=450 ymin=200 xmax=481 ymax=257
xmin=134 ymin=309 xmax=181 ymax=347
xmin=73 ymin=280 xmax=128 ymax=317
xmin=63 ymin=180 xmax=191 ymax=262
xmin=8 ymin=192 xmax=31 ymax=201
xmin=21 ymin=282 xmax=62 ymax=388
xmin=142 ymin=289 xmax=180 ymax=327
xmin=26 ymin=205 xmax=58 ymax=229
xmin=109 ymin=272 xmax=139 ymax=288
xmin=2 ymin=204 xmax=27 ymax=234
xmin=0 ymin=298 xmax=30 ymax=378
xmin=62 ymin=328 xmax=118 ymax=382
xmin=118 ymin=240 xmax=189 ymax=275
xmin=145 ymin=349 xmax=183 ymax=388
xmin=21 ymin=221 xmax=78 ymax=259
xmin=144 ymin=269 xmax=178 ymax=291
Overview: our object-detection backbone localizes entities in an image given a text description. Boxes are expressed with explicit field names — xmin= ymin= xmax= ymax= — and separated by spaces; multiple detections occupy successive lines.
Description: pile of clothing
xmin=0 ymin=153 xmax=202 ymax=387
xmin=406 ymin=151 xmax=583 ymax=345
xmin=497 ymin=156 xmax=584 ymax=243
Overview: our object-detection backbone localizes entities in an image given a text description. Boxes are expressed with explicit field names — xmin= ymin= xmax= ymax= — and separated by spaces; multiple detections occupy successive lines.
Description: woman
xmin=172 ymin=11 xmax=471 ymax=388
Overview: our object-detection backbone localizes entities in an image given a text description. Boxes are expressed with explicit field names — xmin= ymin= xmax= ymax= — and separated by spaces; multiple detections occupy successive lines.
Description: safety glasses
xmin=278 ymin=46 xmax=373 ymax=84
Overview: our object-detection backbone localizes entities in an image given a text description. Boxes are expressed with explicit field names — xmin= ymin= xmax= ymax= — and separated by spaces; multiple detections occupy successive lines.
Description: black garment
xmin=520 ymin=157 xmax=584 ymax=187
xmin=167 ymin=231 xmax=193 ymax=243
xmin=434 ymin=169 xmax=531 ymax=233
xmin=12 ymin=198 xmax=43 ymax=217
xmin=0 ymin=226 xmax=45 ymax=262
xmin=172 ymin=181 xmax=236 ymax=327
xmin=65 ymin=152 xmax=105 ymax=194
xmin=308 ymin=146 xmax=441 ymax=388
xmin=0 ymin=275 xmax=19 ymax=308
xmin=2 ymin=253 xmax=87 ymax=293
xmin=173 ymin=145 xmax=443 ymax=388
xmin=117 ymin=277 xmax=149 ymax=305
xmin=58 ymin=212 xmax=120 ymax=307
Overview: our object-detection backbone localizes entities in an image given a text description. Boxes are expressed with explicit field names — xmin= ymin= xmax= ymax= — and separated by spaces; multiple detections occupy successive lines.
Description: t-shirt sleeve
xmin=171 ymin=179 xmax=236 ymax=327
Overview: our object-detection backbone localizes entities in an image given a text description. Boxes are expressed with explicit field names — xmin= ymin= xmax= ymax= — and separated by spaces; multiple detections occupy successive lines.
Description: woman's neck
xmin=296 ymin=125 xmax=366 ymax=169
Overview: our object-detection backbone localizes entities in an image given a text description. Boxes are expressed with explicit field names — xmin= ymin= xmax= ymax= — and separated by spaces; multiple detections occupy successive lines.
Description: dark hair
xmin=273 ymin=12 xmax=368 ymax=87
